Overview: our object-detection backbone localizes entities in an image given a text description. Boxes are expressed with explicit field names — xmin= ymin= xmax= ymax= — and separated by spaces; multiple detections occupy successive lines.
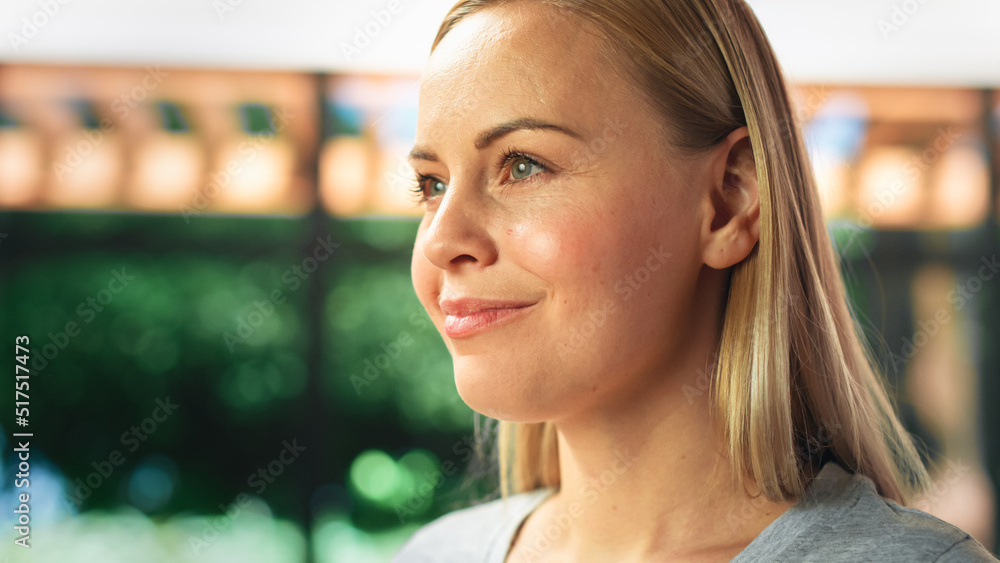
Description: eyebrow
xmin=408 ymin=117 xmax=583 ymax=162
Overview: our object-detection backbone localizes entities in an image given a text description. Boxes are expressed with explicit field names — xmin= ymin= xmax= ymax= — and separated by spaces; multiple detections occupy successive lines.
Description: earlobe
xmin=701 ymin=127 xmax=761 ymax=270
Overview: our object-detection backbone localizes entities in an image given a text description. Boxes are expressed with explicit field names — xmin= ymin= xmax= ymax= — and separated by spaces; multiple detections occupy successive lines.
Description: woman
xmin=396 ymin=0 xmax=996 ymax=561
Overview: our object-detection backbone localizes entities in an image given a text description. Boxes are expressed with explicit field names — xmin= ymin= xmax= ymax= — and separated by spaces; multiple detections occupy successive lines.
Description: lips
xmin=439 ymin=298 xmax=537 ymax=338
xmin=439 ymin=298 xmax=536 ymax=316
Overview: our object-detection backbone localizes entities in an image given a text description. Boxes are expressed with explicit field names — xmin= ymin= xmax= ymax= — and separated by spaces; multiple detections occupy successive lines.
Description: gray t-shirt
xmin=394 ymin=462 xmax=997 ymax=562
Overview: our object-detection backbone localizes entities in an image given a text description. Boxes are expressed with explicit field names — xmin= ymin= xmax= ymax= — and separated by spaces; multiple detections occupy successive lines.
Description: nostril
xmin=451 ymin=254 xmax=479 ymax=266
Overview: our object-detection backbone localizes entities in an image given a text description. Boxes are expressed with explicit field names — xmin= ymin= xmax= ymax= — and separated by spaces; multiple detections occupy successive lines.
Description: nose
xmin=418 ymin=180 xmax=499 ymax=271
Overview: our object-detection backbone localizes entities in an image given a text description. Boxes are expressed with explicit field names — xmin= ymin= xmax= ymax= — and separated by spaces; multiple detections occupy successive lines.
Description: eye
xmin=500 ymin=148 xmax=547 ymax=182
xmin=425 ymin=177 xmax=448 ymax=197
xmin=510 ymin=155 xmax=544 ymax=180
xmin=410 ymin=173 xmax=447 ymax=203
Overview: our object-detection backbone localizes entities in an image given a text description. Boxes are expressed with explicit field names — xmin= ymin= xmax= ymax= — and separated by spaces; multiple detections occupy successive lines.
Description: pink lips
xmin=440 ymin=298 xmax=536 ymax=339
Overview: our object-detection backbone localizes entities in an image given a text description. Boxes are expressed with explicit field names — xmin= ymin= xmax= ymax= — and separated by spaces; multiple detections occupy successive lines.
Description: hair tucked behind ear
xmin=433 ymin=0 xmax=929 ymax=505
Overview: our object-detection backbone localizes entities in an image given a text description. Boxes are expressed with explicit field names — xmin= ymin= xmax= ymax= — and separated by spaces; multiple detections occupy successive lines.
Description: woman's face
xmin=410 ymin=3 xmax=714 ymax=422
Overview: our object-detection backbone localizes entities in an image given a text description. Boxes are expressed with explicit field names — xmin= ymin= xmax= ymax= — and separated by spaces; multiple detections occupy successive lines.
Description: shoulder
xmin=826 ymin=485 xmax=992 ymax=561
xmin=739 ymin=462 xmax=997 ymax=562
xmin=393 ymin=488 xmax=554 ymax=563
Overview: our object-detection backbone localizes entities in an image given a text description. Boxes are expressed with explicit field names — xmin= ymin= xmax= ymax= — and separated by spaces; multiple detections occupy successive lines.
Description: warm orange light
xmin=0 ymin=128 xmax=44 ymax=208
xmin=46 ymin=127 xmax=123 ymax=208
xmin=211 ymin=136 xmax=294 ymax=212
xmin=321 ymin=137 xmax=372 ymax=216
xmin=855 ymin=146 xmax=925 ymax=228
xmin=929 ymin=144 xmax=989 ymax=228
xmin=129 ymin=132 xmax=206 ymax=210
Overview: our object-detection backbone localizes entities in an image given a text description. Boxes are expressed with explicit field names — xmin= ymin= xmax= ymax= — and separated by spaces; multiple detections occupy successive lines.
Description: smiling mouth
xmin=443 ymin=304 xmax=536 ymax=339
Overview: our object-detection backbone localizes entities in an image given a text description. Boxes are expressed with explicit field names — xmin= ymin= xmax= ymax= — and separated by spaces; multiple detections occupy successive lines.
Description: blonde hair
xmin=432 ymin=0 xmax=929 ymax=505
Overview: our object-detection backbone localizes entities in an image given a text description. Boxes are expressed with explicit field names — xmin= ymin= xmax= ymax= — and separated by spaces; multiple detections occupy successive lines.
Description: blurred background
xmin=0 ymin=0 xmax=997 ymax=561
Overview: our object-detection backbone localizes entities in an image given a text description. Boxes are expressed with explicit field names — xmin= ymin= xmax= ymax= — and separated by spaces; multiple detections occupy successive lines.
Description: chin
xmin=452 ymin=357 xmax=561 ymax=423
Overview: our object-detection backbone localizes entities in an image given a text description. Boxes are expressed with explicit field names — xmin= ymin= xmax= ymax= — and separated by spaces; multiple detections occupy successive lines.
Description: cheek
xmin=504 ymin=212 xmax=606 ymax=291
xmin=508 ymin=223 xmax=562 ymax=266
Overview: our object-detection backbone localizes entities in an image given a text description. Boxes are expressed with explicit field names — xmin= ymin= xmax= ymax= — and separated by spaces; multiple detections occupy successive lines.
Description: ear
xmin=700 ymin=127 xmax=760 ymax=269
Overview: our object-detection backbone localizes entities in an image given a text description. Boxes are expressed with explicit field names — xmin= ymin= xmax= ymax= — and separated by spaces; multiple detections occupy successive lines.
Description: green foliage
xmin=0 ymin=212 xmax=478 ymax=550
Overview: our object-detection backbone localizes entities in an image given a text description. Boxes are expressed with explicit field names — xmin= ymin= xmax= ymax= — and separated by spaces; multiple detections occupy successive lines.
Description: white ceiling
xmin=0 ymin=0 xmax=997 ymax=86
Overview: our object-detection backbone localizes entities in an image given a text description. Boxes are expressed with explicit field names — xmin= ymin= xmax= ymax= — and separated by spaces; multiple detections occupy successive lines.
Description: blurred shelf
xmin=0 ymin=65 xmax=997 ymax=231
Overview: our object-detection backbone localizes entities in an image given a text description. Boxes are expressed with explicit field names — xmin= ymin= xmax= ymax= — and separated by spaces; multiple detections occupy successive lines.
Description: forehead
xmin=416 ymin=3 xmax=633 ymax=142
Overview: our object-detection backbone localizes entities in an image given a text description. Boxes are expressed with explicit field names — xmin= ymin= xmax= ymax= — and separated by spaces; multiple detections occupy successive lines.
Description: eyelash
xmin=409 ymin=147 xmax=548 ymax=205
